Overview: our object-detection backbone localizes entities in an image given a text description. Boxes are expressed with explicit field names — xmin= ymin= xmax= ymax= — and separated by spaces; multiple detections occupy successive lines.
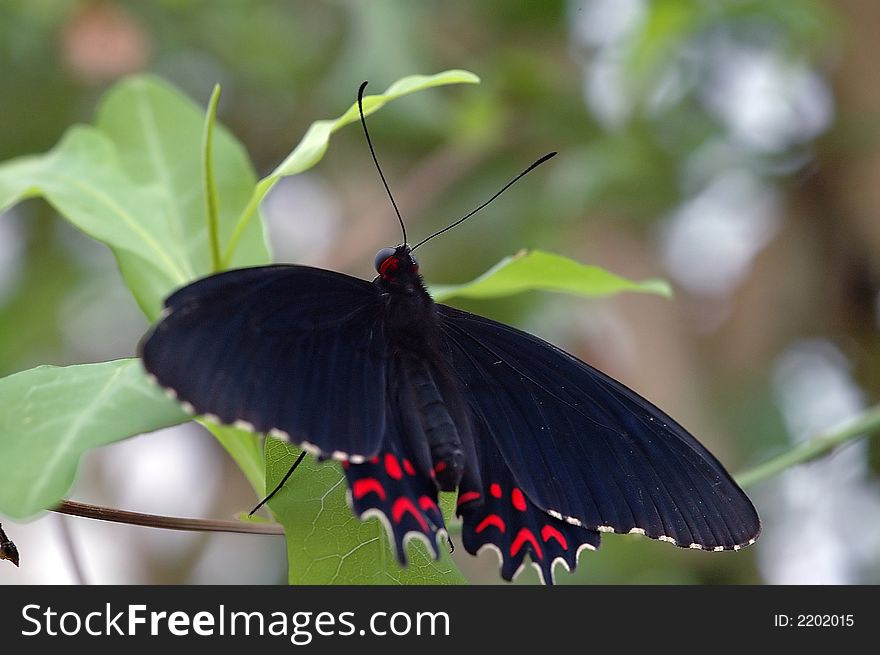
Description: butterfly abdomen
xmin=408 ymin=364 xmax=466 ymax=491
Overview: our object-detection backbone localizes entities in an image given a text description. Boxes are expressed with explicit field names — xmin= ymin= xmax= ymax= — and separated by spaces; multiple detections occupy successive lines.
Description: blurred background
xmin=2 ymin=0 xmax=879 ymax=584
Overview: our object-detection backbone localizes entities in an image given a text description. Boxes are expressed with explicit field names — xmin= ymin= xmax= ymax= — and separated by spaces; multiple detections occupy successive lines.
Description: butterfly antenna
xmin=411 ymin=151 xmax=557 ymax=251
xmin=248 ymin=450 xmax=307 ymax=516
xmin=358 ymin=81 xmax=407 ymax=245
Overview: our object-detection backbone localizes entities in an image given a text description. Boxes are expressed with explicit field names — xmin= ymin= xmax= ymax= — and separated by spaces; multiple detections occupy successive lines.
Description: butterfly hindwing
xmin=343 ymin=403 xmax=447 ymax=564
xmin=140 ymin=265 xmax=389 ymax=460
xmin=457 ymin=422 xmax=601 ymax=584
xmin=439 ymin=304 xmax=760 ymax=552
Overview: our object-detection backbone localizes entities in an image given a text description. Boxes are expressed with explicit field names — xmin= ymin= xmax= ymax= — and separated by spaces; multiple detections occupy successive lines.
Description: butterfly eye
xmin=374 ymin=247 xmax=396 ymax=273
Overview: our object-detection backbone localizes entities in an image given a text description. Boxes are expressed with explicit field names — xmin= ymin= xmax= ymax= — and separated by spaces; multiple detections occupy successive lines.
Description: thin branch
xmin=53 ymin=500 xmax=284 ymax=536
xmin=736 ymin=404 xmax=880 ymax=488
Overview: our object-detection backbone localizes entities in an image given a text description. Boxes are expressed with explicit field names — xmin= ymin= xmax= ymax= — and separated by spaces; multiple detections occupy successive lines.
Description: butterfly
xmin=139 ymin=82 xmax=760 ymax=584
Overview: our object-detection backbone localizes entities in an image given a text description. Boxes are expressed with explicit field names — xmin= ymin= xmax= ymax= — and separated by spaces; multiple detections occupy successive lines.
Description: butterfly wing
xmin=140 ymin=265 xmax=388 ymax=460
xmin=439 ymin=304 xmax=760 ymax=554
xmin=342 ymin=401 xmax=447 ymax=565
xmin=456 ymin=417 xmax=601 ymax=584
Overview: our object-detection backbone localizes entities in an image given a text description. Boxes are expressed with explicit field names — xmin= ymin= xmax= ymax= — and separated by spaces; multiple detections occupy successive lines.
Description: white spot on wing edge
xmin=657 ymin=535 xmax=677 ymax=545
xmin=547 ymin=509 xmax=563 ymax=520
xmin=713 ymin=546 xmax=725 ymax=552
xmin=349 ymin=454 xmax=366 ymax=464
xmin=358 ymin=504 xmax=445 ymax=564
xmin=627 ymin=527 xmax=646 ymax=535
xmin=164 ymin=387 xmax=178 ymax=400
xmin=530 ymin=561 xmax=547 ymax=586
xmin=475 ymin=542 xmax=504 ymax=569
xmin=233 ymin=419 xmax=255 ymax=433
xmin=180 ymin=401 xmax=195 ymax=415
xmin=144 ymin=373 xmax=158 ymax=386
xmin=689 ymin=543 xmax=704 ymax=550
xmin=597 ymin=525 xmax=614 ymax=533
xmin=269 ymin=428 xmax=290 ymax=441
xmin=331 ymin=450 xmax=349 ymax=461
xmin=300 ymin=441 xmax=321 ymax=455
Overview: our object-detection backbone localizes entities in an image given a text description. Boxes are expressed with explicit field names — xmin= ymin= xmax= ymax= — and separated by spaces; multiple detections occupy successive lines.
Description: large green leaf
xmin=266 ymin=438 xmax=465 ymax=585
xmin=95 ymin=75 xmax=270 ymax=279
xmin=0 ymin=359 xmax=187 ymax=519
xmin=430 ymin=249 xmax=672 ymax=302
xmin=0 ymin=127 xmax=189 ymax=318
xmin=0 ymin=76 xmax=270 ymax=320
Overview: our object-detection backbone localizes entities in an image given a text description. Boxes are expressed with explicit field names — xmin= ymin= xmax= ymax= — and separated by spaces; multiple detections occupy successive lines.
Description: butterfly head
xmin=374 ymin=244 xmax=420 ymax=285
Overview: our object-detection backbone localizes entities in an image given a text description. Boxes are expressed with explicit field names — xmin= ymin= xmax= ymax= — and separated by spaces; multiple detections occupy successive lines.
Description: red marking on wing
xmin=391 ymin=497 xmax=428 ymax=531
xmin=418 ymin=495 xmax=438 ymax=513
xmin=511 ymin=488 xmax=527 ymax=511
xmin=370 ymin=456 xmax=379 ymax=465
xmin=541 ymin=524 xmax=568 ymax=550
xmin=434 ymin=461 xmax=447 ymax=474
xmin=476 ymin=514 xmax=506 ymax=534
xmin=341 ymin=461 xmax=349 ymax=469
xmin=353 ymin=478 xmax=386 ymax=501
xmin=384 ymin=453 xmax=403 ymax=480
xmin=489 ymin=483 xmax=502 ymax=499
xmin=403 ymin=459 xmax=416 ymax=476
xmin=511 ymin=528 xmax=543 ymax=560
xmin=457 ymin=491 xmax=481 ymax=507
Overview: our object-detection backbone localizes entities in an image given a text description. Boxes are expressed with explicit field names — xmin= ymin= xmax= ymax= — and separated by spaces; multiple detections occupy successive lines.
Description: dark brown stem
xmin=53 ymin=500 xmax=284 ymax=536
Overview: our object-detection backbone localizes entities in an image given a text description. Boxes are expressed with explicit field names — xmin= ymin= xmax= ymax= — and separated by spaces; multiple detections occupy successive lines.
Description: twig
xmin=52 ymin=500 xmax=284 ymax=535
xmin=736 ymin=404 xmax=880 ymax=488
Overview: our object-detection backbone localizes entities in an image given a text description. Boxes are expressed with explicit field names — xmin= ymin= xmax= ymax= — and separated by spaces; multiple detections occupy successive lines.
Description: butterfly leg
xmin=248 ymin=450 xmax=307 ymax=516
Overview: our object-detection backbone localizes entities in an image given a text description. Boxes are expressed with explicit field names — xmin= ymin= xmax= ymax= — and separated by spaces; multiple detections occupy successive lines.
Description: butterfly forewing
xmin=140 ymin=265 xmax=389 ymax=460
xmin=438 ymin=304 xmax=760 ymax=552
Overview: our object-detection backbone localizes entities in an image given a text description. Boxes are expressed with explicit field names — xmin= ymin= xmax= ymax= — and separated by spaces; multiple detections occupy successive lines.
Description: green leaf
xmin=0 ymin=359 xmax=187 ymax=519
xmin=266 ymin=438 xmax=465 ymax=585
xmin=222 ymin=69 xmax=480 ymax=265
xmin=0 ymin=127 xmax=190 ymax=318
xmin=271 ymin=70 xmax=479 ymax=179
xmin=0 ymin=75 xmax=270 ymax=320
xmin=429 ymin=249 xmax=672 ymax=302
xmin=95 ymin=75 xmax=271 ymax=297
xmin=206 ymin=422 xmax=266 ymax=495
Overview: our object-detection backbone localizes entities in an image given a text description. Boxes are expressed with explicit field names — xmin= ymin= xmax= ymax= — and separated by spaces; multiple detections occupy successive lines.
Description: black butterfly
xmin=139 ymin=83 xmax=760 ymax=584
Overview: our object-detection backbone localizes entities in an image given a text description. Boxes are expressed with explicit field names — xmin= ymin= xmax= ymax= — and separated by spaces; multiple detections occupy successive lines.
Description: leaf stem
xmin=53 ymin=500 xmax=284 ymax=535
xmin=202 ymin=84 xmax=223 ymax=272
xmin=205 ymin=422 xmax=267 ymax=496
xmin=221 ymin=176 xmax=276 ymax=268
xmin=735 ymin=404 xmax=880 ymax=488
